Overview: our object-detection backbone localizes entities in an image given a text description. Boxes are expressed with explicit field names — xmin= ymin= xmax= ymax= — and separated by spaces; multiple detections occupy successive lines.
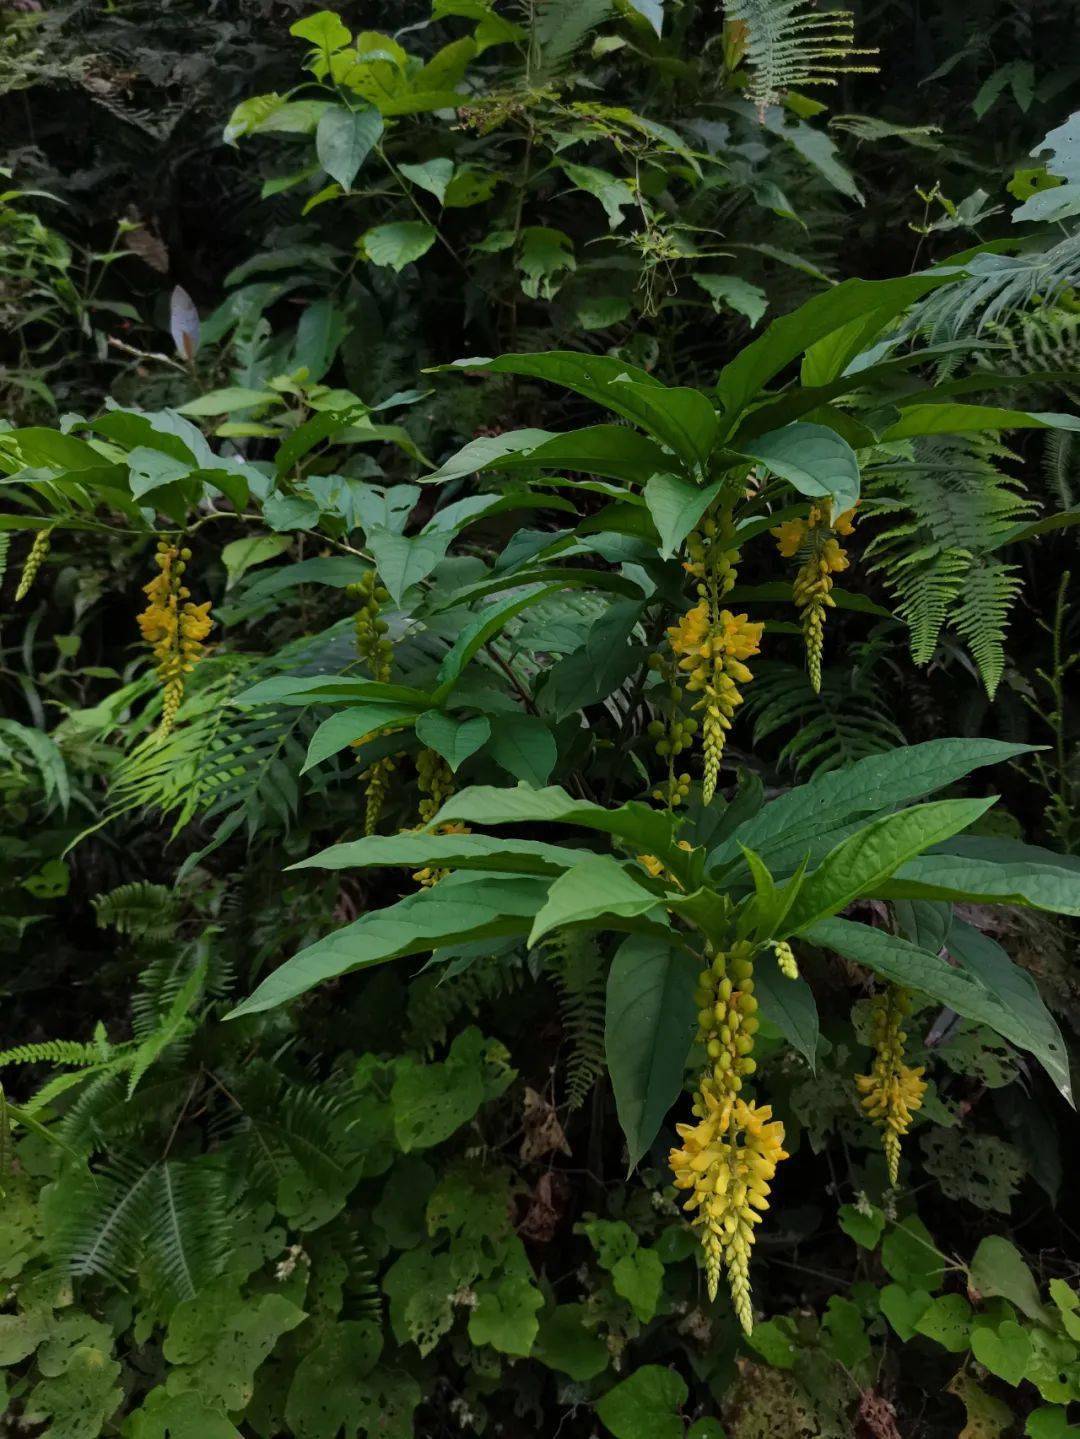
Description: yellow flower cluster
xmin=136 ymin=541 xmax=213 ymax=738
xmin=413 ymin=820 xmax=469 ymax=888
xmin=667 ymin=602 xmax=763 ymax=805
xmin=854 ymin=986 xmax=926 ymax=1185
xmin=669 ymin=940 xmax=787 ymax=1331
xmin=772 ymin=504 xmax=856 ymax=693
xmin=15 ymin=527 xmax=53 ymax=602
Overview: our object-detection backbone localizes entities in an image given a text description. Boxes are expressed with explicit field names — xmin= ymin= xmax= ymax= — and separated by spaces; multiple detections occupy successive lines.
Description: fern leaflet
xmin=724 ymin=0 xmax=877 ymax=111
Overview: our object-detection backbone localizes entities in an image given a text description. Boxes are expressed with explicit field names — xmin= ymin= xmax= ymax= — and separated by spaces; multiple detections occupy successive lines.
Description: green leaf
xmin=316 ymin=105 xmax=383 ymax=189
xmin=947 ymin=920 xmax=1071 ymax=1104
xmin=486 ymin=714 xmax=557 ymax=786
xmin=612 ymin=1246 xmax=664 ymax=1322
xmin=292 ymin=831 xmax=580 ymax=877
xmin=127 ymin=1387 xmax=243 ymax=1439
xmin=434 ymin=785 xmax=681 ymax=858
xmin=969 ymin=1236 xmax=1048 ymax=1322
xmin=808 ymin=917 xmax=1067 ymax=1087
xmin=881 ymin=1216 xmax=945 ymax=1291
xmin=361 ymin=221 xmax=437 ymax=272
xmin=366 ymin=527 xmax=449 ymax=602
xmin=392 ymin=1027 xmax=512 ymax=1152
xmin=221 ymin=534 xmax=291 ymax=588
xmin=433 ymin=585 xmax=557 ymax=694
xmin=561 ymin=162 xmax=636 ymax=228
xmin=438 ymin=352 xmax=718 ymax=472
xmin=605 ymin=935 xmax=699 ymax=1170
xmin=302 ymin=704 xmax=423 ymax=773
xmin=468 ymin=1271 xmax=544 ymax=1355
xmin=163 ymin=1282 xmax=306 ymax=1411
xmin=713 ymin=738 xmax=1031 ymax=876
xmin=694 ymin=273 xmax=768 ymax=326
xmin=284 ymin=1320 xmax=383 ymax=1439
xmin=914 ymin=1293 xmax=972 ymax=1352
xmin=753 ymin=946 xmax=818 ymax=1065
xmin=740 ymin=422 xmax=860 ymax=512
xmin=879 ymin=1284 xmax=933 ymax=1341
xmin=423 ymin=424 xmax=669 ymax=487
xmin=1015 ymin=114 xmax=1080 ymax=223
xmin=399 ymin=157 xmax=455 ymax=203
xmin=644 ymin=473 xmax=725 ymax=558
xmin=884 ymin=835 xmax=1080 ymax=917
xmin=882 ymin=404 xmax=1080 ymax=441
xmin=528 ymin=856 xmax=664 ymax=947
xmin=414 ymin=712 xmax=490 ymax=771
xmin=1027 ymin=1408 xmax=1080 ymax=1439
xmin=716 ymin=272 xmax=958 ymax=419
xmin=290 ymin=11 xmax=352 ymax=49
xmin=972 ymin=1321 xmax=1033 ymax=1387
xmin=229 ymin=873 xmax=551 ymax=1016
xmin=596 ymin=1365 xmax=687 ymax=1439
xmin=783 ymin=798 xmax=994 ymax=935
xmin=534 ymin=1304 xmax=609 ymax=1380
xmin=838 ymin=1203 xmax=885 ymax=1249
xmin=176 ymin=387 xmax=277 ymax=417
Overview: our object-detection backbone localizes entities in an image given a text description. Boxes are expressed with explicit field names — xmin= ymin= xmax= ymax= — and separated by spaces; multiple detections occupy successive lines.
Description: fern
xmin=49 ymin=1156 xmax=231 ymax=1305
xmin=405 ymin=951 xmax=524 ymax=1053
xmin=529 ymin=0 xmax=613 ymax=80
xmin=724 ymin=0 xmax=877 ymax=111
xmin=0 ymin=1038 xmax=110 ymax=1070
xmin=1044 ymin=430 xmax=1078 ymax=512
xmin=864 ymin=436 xmax=1036 ymax=695
xmin=743 ymin=648 xmax=905 ymax=776
xmin=94 ymin=882 xmax=179 ymax=940
xmin=912 ymin=231 xmax=1080 ymax=345
xmin=543 ymin=932 xmax=606 ymax=1110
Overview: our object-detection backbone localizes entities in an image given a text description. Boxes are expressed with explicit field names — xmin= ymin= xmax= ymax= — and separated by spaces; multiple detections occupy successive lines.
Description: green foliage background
xmin=2 ymin=1 xmax=1080 ymax=1436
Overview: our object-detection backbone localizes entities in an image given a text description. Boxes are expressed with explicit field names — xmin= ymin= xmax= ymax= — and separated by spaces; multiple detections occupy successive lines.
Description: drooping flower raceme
xmin=855 ymin=985 xmax=926 ymax=1185
xmin=136 ymin=541 xmax=213 ymax=738
xmin=773 ymin=504 xmax=856 ymax=692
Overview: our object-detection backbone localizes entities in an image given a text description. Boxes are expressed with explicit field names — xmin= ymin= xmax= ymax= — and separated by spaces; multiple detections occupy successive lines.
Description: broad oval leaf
xmin=741 ymin=422 xmax=860 ymax=512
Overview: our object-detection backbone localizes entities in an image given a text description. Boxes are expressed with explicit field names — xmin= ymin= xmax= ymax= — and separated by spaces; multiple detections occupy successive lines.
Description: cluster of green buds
xmin=15 ymin=527 xmax=53 ymax=603
xmin=349 ymin=571 xmax=392 ymax=682
xmin=417 ymin=747 xmax=453 ymax=827
xmin=645 ymin=652 xmax=696 ymax=807
xmin=693 ymin=940 xmax=760 ymax=1097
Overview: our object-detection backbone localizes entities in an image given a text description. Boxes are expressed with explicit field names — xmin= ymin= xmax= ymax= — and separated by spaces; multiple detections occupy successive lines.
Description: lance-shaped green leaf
xmin=737 ymin=848 xmax=806 ymax=941
xmin=882 ymin=835 xmax=1080 ymax=916
xmin=433 ymin=352 xmax=718 ymax=471
xmin=882 ymin=405 xmax=1080 ymax=442
xmin=781 ymin=797 xmax=995 ymax=936
xmin=710 ymin=738 xmax=1033 ymax=875
xmin=948 ymin=919 xmax=1071 ymax=1103
xmin=292 ymin=830 xmax=587 ymax=877
xmin=229 ymin=873 xmax=551 ymax=1017
xmin=432 ymin=584 xmax=556 ymax=697
xmin=716 ymin=272 xmax=959 ymax=419
xmin=527 ymin=856 xmax=667 ymax=947
xmin=753 ymin=946 xmax=819 ymax=1067
xmin=807 ymin=917 xmax=1069 ymax=1098
xmin=423 ymin=426 xmax=669 ymax=487
xmin=432 ymin=785 xmax=682 ymax=863
xmin=606 ymin=935 xmax=699 ymax=1171
xmin=740 ymin=422 xmax=861 ymax=513
xmin=643 ymin=473 xmax=726 ymax=558
xmin=302 ymin=703 xmax=424 ymax=772
xmin=234 ymin=676 xmax=432 ymax=708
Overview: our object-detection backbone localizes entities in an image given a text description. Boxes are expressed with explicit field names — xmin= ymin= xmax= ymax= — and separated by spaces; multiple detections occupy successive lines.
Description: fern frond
xmin=126 ymin=951 xmax=207 ymax=1098
xmin=0 ymin=1039 xmax=110 ymax=1071
xmin=49 ymin=1155 xmax=158 ymax=1285
xmin=864 ymin=437 xmax=1036 ymax=694
xmin=144 ymin=1159 xmax=232 ymax=1307
xmin=744 ymin=650 xmax=905 ymax=777
xmin=405 ymin=952 xmax=524 ymax=1054
xmin=530 ymin=0 xmax=612 ymax=79
xmin=0 ymin=533 xmax=10 ymax=589
xmin=543 ymin=932 xmax=606 ymax=1110
xmin=725 ymin=0 xmax=877 ymax=111
xmin=1043 ymin=430 xmax=1078 ymax=512
xmin=47 ymin=1155 xmax=231 ymax=1305
xmin=93 ymin=882 xmax=179 ymax=940
xmin=913 ymin=231 xmax=1080 ymax=344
